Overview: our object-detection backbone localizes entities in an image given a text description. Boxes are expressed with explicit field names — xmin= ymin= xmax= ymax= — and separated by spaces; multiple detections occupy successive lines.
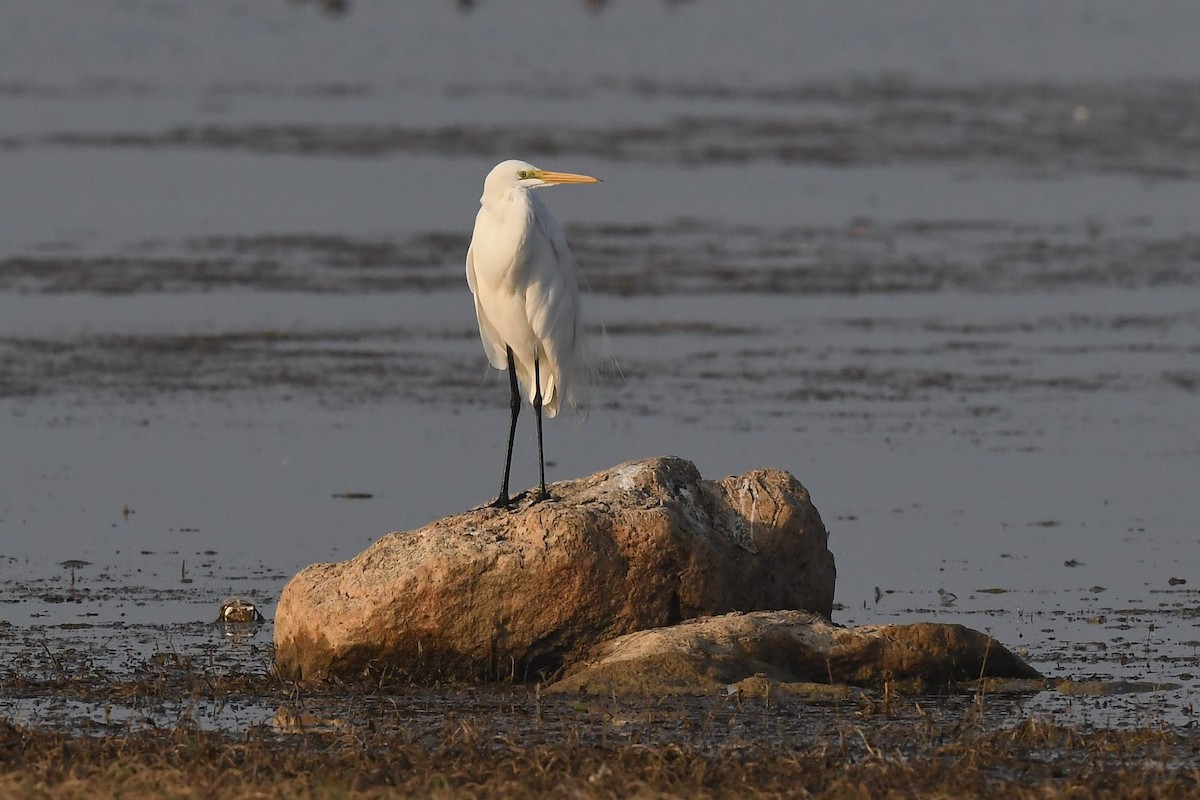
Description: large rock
xmin=274 ymin=457 xmax=835 ymax=682
xmin=548 ymin=610 xmax=1042 ymax=695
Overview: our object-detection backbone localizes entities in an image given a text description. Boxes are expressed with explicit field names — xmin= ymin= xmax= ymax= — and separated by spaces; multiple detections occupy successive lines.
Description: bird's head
xmin=484 ymin=159 xmax=601 ymax=200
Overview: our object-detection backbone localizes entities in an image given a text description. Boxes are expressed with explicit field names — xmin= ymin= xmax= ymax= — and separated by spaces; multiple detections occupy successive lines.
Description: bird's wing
xmin=465 ymin=242 xmax=510 ymax=370
xmin=523 ymin=201 xmax=585 ymax=415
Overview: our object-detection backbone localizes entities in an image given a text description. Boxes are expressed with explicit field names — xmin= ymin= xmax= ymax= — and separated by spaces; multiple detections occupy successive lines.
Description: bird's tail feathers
xmin=523 ymin=348 xmax=590 ymax=419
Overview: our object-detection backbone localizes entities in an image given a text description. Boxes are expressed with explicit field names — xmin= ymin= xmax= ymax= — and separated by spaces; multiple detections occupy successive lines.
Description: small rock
xmin=218 ymin=597 xmax=265 ymax=623
xmin=548 ymin=609 xmax=1041 ymax=696
xmin=272 ymin=706 xmax=355 ymax=734
xmin=732 ymin=674 xmax=860 ymax=701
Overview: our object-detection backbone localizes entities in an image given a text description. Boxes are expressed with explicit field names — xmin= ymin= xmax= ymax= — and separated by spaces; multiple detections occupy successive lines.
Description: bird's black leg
xmin=531 ymin=355 xmax=549 ymax=502
xmin=491 ymin=347 xmax=521 ymax=508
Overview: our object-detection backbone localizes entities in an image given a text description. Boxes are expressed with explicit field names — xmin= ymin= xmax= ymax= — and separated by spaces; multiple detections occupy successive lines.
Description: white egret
xmin=466 ymin=159 xmax=601 ymax=507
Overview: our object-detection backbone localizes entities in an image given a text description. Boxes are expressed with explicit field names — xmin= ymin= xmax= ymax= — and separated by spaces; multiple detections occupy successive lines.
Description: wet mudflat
xmin=2 ymin=0 xmax=1200 ymax=794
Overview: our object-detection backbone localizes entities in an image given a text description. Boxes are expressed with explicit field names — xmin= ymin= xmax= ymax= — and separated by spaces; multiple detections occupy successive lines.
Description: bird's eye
xmin=518 ymin=170 xmax=530 ymax=179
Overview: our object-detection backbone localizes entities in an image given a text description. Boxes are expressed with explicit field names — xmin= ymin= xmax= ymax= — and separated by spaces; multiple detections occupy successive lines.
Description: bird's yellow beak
xmin=536 ymin=170 xmax=602 ymax=186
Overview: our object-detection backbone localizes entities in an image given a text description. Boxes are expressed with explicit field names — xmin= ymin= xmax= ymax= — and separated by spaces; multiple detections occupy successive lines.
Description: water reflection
xmin=287 ymin=0 xmax=350 ymax=15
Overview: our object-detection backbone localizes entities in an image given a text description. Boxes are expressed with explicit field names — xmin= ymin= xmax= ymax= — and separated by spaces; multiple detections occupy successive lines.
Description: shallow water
xmin=1 ymin=1 xmax=1198 ymax=731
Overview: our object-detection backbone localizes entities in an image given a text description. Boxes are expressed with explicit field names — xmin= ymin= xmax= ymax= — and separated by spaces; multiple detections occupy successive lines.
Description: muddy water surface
xmin=1 ymin=1 xmax=1198 ymax=733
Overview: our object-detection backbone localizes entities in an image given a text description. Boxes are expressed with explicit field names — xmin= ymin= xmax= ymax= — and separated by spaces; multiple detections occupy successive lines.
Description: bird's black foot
xmin=489 ymin=493 xmax=517 ymax=509
xmin=487 ymin=488 xmax=552 ymax=509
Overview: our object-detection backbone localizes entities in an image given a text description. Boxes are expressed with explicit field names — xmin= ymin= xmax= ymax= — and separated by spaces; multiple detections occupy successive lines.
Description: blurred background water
xmin=1 ymin=1 xmax=1198 ymax=726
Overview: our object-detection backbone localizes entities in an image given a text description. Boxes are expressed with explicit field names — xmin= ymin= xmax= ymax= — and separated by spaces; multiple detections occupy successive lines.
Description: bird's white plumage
xmin=466 ymin=159 xmax=593 ymax=417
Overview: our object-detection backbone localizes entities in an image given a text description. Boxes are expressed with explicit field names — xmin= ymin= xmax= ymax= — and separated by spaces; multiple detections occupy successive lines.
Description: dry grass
xmin=1 ymin=713 xmax=1197 ymax=799
xmin=2 ymin=662 xmax=1195 ymax=798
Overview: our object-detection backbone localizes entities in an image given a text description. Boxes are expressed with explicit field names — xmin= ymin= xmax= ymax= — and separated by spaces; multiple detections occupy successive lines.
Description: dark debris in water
xmin=4 ymin=219 xmax=1200 ymax=298
xmin=9 ymin=78 xmax=1200 ymax=180
xmin=2 ymin=215 xmax=1198 ymax=412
